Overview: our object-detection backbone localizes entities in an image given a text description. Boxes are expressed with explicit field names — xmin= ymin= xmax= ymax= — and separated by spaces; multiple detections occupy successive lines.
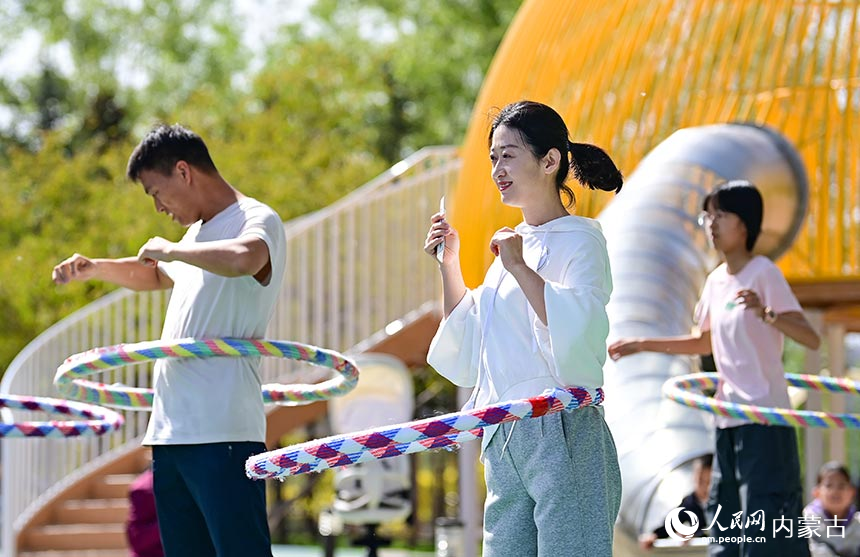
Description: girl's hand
xmin=736 ymin=289 xmax=765 ymax=319
xmin=424 ymin=212 xmax=459 ymax=264
xmin=608 ymin=338 xmax=643 ymax=361
xmin=489 ymin=227 xmax=525 ymax=272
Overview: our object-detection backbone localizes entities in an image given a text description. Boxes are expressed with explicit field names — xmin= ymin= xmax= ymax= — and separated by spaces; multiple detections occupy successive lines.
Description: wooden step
xmin=89 ymin=474 xmax=137 ymax=499
xmin=22 ymin=523 xmax=127 ymax=551
xmin=55 ymin=498 xmax=129 ymax=525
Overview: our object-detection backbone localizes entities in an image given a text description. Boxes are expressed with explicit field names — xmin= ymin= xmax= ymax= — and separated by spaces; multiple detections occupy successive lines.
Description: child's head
xmin=700 ymin=180 xmax=763 ymax=254
xmin=814 ymin=461 xmax=856 ymax=517
xmin=693 ymin=454 xmax=713 ymax=502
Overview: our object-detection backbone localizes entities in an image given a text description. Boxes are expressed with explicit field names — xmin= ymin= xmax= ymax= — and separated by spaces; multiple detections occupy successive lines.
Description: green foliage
xmin=0 ymin=0 xmax=521 ymax=372
xmin=209 ymin=27 xmax=393 ymax=218
xmin=0 ymin=0 xmax=249 ymax=149
xmin=309 ymin=0 xmax=520 ymax=158
xmin=783 ymin=337 xmax=806 ymax=374
xmin=0 ymin=132 xmax=166 ymax=367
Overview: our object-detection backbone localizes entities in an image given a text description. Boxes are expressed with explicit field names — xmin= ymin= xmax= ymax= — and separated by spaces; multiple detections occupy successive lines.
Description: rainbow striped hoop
xmin=246 ymin=385 xmax=604 ymax=479
xmin=54 ymin=338 xmax=359 ymax=410
xmin=0 ymin=394 xmax=124 ymax=438
xmin=664 ymin=372 xmax=860 ymax=428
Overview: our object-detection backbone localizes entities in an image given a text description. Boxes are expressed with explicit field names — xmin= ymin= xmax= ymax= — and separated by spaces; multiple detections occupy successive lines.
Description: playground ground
xmin=273 ymin=546 xmax=434 ymax=556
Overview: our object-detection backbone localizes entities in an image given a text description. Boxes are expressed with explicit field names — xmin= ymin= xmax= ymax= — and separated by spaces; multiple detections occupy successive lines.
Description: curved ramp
xmin=599 ymin=123 xmax=808 ymax=546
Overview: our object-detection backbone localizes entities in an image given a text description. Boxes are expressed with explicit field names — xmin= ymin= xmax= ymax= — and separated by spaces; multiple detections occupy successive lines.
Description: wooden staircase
xmin=15 ymin=402 xmax=328 ymax=557
xmin=17 ymin=447 xmax=148 ymax=557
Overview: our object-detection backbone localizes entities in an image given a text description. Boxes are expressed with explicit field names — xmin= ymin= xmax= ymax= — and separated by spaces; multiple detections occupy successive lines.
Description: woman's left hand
xmin=489 ymin=227 xmax=526 ymax=272
xmin=736 ymin=289 xmax=766 ymax=319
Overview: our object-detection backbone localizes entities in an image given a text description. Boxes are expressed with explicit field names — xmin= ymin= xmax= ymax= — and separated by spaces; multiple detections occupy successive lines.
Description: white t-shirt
xmin=427 ymin=215 xmax=612 ymax=448
xmin=695 ymin=255 xmax=802 ymax=429
xmin=143 ymin=197 xmax=286 ymax=445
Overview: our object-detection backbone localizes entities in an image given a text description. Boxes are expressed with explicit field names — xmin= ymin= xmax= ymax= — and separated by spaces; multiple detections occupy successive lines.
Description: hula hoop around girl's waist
xmin=664 ymin=372 xmax=860 ymax=428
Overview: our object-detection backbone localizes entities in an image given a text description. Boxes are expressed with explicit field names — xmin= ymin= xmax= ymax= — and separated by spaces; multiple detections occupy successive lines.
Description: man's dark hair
xmin=127 ymin=124 xmax=218 ymax=181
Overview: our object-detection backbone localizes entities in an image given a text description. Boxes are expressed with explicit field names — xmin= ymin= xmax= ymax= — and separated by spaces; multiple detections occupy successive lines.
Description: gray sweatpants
xmin=482 ymin=406 xmax=622 ymax=557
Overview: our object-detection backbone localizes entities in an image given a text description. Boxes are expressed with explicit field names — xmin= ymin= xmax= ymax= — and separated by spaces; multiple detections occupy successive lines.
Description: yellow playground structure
xmin=455 ymin=0 xmax=860 ymax=295
xmin=450 ymin=0 xmax=860 ymax=553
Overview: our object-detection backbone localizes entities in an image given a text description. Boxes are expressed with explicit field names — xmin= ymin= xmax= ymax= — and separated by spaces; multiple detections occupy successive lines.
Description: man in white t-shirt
xmin=53 ymin=124 xmax=286 ymax=556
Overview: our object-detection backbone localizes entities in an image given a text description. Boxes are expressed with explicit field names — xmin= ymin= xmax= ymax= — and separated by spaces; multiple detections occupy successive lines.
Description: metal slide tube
xmin=598 ymin=124 xmax=808 ymax=543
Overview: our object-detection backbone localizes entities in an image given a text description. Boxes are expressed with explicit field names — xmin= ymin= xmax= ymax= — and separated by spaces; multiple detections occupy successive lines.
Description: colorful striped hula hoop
xmin=54 ymin=338 xmax=359 ymax=411
xmin=664 ymin=372 xmax=860 ymax=428
xmin=246 ymin=385 xmax=604 ymax=480
xmin=0 ymin=394 xmax=124 ymax=438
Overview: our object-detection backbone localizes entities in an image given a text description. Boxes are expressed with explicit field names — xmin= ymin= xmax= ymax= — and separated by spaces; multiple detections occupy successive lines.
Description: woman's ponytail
xmin=568 ymin=141 xmax=623 ymax=194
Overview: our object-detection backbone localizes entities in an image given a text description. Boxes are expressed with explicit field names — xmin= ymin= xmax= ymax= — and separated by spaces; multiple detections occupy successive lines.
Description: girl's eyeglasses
xmin=697 ymin=211 xmax=728 ymax=227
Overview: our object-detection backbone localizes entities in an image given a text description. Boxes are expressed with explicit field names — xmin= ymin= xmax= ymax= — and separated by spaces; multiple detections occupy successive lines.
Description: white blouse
xmin=428 ymin=215 xmax=613 ymax=417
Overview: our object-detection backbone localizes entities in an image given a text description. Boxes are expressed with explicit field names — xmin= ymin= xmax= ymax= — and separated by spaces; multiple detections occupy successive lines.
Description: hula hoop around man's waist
xmin=54 ymin=338 xmax=360 ymax=410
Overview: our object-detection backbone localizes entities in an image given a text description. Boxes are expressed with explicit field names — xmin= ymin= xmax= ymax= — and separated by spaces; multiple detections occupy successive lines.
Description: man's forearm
xmin=166 ymin=239 xmax=268 ymax=278
xmin=92 ymin=258 xmax=171 ymax=291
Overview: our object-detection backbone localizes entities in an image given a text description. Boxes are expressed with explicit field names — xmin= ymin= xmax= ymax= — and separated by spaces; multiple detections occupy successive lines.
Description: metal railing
xmin=1 ymin=146 xmax=459 ymax=556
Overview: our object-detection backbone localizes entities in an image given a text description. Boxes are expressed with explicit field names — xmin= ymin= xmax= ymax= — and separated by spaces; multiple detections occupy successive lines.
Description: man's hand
xmin=52 ymin=253 xmax=98 ymax=284
xmin=137 ymin=237 xmax=177 ymax=267
xmin=52 ymin=253 xmax=172 ymax=292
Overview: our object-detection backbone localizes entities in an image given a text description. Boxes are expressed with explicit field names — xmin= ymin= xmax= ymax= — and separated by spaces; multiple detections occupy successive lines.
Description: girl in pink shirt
xmin=609 ymin=180 xmax=820 ymax=557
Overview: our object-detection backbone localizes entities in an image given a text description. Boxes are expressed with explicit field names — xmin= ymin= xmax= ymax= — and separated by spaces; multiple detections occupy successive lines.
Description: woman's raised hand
xmin=489 ymin=227 xmax=525 ymax=272
xmin=424 ymin=211 xmax=459 ymax=264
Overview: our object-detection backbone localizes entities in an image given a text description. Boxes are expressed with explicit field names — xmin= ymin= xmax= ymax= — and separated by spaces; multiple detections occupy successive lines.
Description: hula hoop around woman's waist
xmin=0 ymin=394 xmax=124 ymax=438
xmin=246 ymin=385 xmax=604 ymax=479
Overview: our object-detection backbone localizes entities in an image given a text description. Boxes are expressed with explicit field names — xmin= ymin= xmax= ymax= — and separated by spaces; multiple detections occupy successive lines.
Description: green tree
xmin=309 ymin=0 xmax=521 ymax=160
xmin=0 ymin=0 xmax=523 ymax=372
xmin=0 ymin=0 xmax=249 ymax=152
xmin=0 ymin=134 xmax=166 ymax=368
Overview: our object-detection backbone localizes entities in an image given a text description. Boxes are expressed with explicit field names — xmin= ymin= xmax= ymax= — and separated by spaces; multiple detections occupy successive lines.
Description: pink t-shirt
xmin=695 ymin=255 xmax=802 ymax=429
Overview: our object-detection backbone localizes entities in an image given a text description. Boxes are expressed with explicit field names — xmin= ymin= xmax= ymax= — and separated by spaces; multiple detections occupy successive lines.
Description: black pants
xmin=152 ymin=442 xmax=273 ymax=557
xmin=707 ymin=424 xmax=809 ymax=557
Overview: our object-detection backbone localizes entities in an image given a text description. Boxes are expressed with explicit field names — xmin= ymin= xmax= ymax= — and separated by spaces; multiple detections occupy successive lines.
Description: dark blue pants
xmin=152 ymin=442 xmax=272 ymax=557
xmin=707 ymin=424 xmax=809 ymax=557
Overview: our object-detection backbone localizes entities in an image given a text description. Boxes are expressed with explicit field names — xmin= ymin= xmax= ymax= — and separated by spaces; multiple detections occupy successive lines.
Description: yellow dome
xmin=453 ymin=0 xmax=860 ymax=287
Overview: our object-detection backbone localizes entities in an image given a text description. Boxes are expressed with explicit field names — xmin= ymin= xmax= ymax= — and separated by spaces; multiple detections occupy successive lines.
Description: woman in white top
xmin=424 ymin=100 xmax=623 ymax=556
xmin=609 ymin=180 xmax=820 ymax=557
